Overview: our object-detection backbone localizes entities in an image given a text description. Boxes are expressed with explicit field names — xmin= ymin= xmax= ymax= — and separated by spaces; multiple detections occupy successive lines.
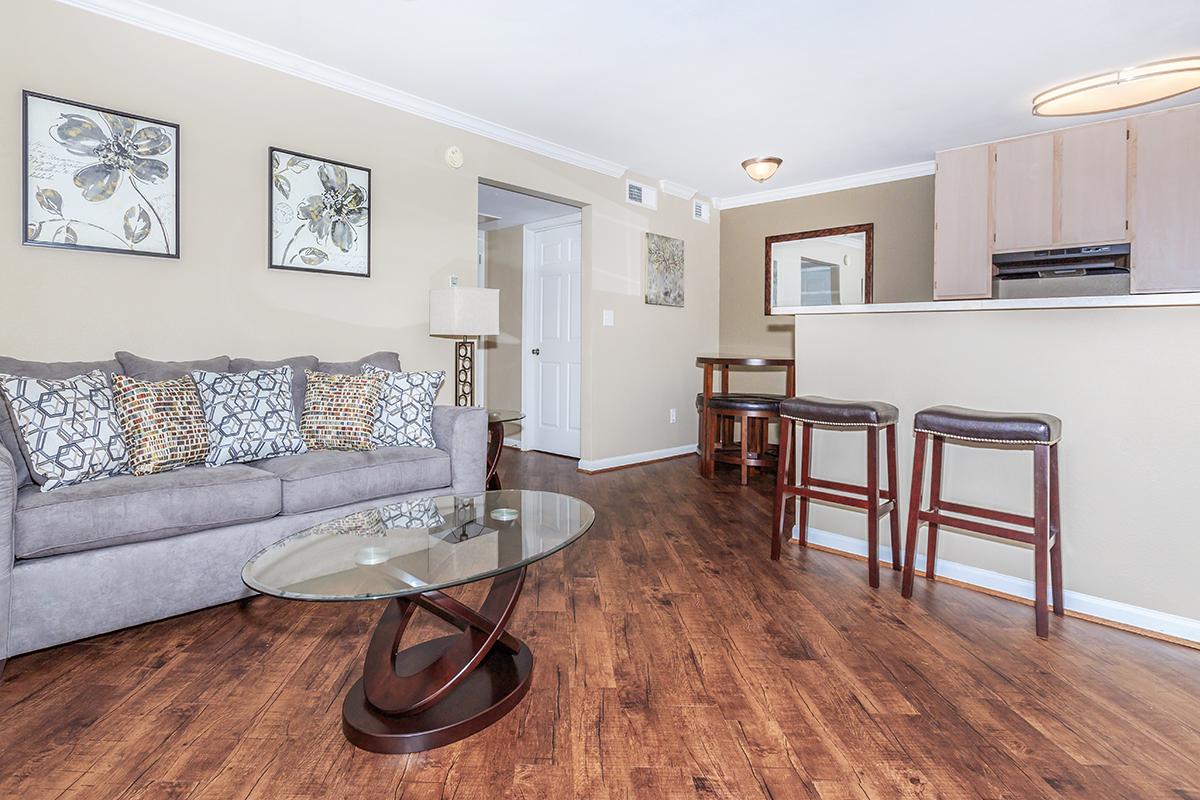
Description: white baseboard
xmin=577 ymin=443 xmax=697 ymax=473
xmin=503 ymin=437 xmax=522 ymax=449
xmin=795 ymin=525 xmax=1200 ymax=645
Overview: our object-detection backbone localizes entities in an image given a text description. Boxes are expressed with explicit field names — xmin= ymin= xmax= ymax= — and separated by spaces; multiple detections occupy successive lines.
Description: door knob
xmin=531 ymin=348 xmax=541 ymax=355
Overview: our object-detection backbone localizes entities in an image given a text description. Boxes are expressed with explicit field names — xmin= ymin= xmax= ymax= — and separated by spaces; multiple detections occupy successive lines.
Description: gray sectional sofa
xmin=0 ymin=351 xmax=487 ymax=674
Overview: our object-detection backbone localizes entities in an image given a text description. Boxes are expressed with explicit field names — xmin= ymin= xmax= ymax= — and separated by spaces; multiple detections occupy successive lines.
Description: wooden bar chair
xmin=772 ymin=396 xmax=901 ymax=588
xmin=900 ymin=405 xmax=1063 ymax=638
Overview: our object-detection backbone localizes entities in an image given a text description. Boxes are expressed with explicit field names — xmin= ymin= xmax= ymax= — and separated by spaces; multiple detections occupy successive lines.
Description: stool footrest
xmin=785 ymin=485 xmax=895 ymax=516
xmin=919 ymin=510 xmax=1034 ymax=546
xmin=937 ymin=499 xmax=1034 ymax=529
xmin=807 ymin=477 xmax=894 ymax=501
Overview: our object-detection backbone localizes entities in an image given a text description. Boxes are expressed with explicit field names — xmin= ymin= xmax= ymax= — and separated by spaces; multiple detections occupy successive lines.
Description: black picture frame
xmin=267 ymin=146 xmax=371 ymax=278
xmin=22 ymin=89 xmax=181 ymax=259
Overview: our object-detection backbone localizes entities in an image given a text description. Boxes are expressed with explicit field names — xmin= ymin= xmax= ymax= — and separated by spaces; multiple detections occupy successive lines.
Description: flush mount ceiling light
xmin=1032 ymin=56 xmax=1200 ymax=116
xmin=741 ymin=156 xmax=783 ymax=183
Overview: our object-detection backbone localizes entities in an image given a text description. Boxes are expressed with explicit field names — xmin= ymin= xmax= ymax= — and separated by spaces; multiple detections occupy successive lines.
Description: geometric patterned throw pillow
xmin=363 ymin=365 xmax=445 ymax=448
xmin=300 ymin=370 xmax=384 ymax=451
xmin=111 ymin=374 xmax=209 ymax=475
xmin=0 ymin=370 xmax=128 ymax=491
xmin=191 ymin=367 xmax=307 ymax=467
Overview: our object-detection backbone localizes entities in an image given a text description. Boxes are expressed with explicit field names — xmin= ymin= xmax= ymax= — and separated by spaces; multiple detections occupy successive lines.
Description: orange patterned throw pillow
xmin=111 ymin=374 xmax=209 ymax=475
xmin=300 ymin=370 xmax=384 ymax=451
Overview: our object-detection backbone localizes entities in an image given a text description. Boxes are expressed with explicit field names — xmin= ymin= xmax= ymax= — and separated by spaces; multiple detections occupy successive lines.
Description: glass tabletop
xmin=488 ymin=408 xmax=526 ymax=424
xmin=242 ymin=490 xmax=594 ymax=601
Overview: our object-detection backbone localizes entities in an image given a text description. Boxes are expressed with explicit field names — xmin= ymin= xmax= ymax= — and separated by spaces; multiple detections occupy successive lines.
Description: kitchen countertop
xmin=773 ymin=292 xmax=1200 ymax=315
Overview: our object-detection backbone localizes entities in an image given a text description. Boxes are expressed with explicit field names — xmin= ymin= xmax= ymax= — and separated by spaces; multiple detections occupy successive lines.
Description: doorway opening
xmin=477 ymin=182 xmax=583 ymax=460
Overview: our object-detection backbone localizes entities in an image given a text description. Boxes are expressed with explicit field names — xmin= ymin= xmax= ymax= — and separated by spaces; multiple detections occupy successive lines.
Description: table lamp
xmin=429 ymin=287 xmax=499 ymax=406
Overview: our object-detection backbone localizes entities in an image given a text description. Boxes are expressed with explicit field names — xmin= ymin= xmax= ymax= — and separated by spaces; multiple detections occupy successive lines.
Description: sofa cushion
xmin=230 ymin=356 xmax=318 ymax=423
xmin=111 ymin=374 xmax=209 ymax=475
xmin=252 ymin=447 xmax=451 ymax=515
xmin=317 ymin=351 xmax=400 ymax=375
xmin=300 ymin=370 xmax=384 ymax=451
xmin=0 ymin=357 xmax=122 ymax=488
xmin=14 ymin=464 xmax=281 ymax=559
xmin=116 ymin=352 xmax=231 ymax=381
xmin=0 ymin=370 xmax=129 ymax=491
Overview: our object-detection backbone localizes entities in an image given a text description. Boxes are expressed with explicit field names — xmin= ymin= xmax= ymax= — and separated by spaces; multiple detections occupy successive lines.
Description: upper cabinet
xmin=992 ymin=134 xmax=1054 ymax=251
xmin=1130 ymin=104 xmax=1200 ymax=293
xmin=933 ymin=145 xmax=991 ymax=300
xmin=1059 ymin=120 xmax=1128 ymax=247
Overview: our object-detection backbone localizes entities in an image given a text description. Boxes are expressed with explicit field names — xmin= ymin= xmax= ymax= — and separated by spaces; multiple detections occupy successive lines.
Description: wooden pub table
xmin=242 ymin=489 xmax=595 ymax=753
xmin=696 ymin=354 xmax=795 ymax=481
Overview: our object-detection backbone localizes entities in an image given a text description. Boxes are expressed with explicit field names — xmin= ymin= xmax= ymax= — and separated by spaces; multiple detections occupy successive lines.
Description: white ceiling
xmin=477 ymin=184 xmax=578 ymax=232
xmin=76 ymin=0 xmax=1200 ymax=200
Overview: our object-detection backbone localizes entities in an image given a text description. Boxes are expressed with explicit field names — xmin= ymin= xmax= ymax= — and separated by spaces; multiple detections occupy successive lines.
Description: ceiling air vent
xmin=625 ymin=179 xmax=658 ymax=210
xmin=693 ymin=200 xmax=711 ymax=223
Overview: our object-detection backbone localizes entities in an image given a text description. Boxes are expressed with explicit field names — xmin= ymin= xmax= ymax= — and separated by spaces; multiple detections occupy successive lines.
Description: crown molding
xmin=658 ymin=179 xmax=698 ymax=200
xmin=716 ymin=160 xmax=935 ymax=210
xmin=54 ymin=0 xmax=629 ymax=179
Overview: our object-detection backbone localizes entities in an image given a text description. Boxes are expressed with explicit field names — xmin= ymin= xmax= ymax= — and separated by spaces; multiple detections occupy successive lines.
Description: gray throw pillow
xmin=317 ymin=351 xmax=400 ymax=375
xmin=230 ymin=356 xmax=318 ymax=423
xmin=0 ymin=370 xmax=128 ymax=491
xmin=363 ymin=365 xmax=445 ymax=448
xmin=0 ymin=356 xmax=122 ymax=487
xmin=117 ymin=351 xmax=231 ymax=381
xmin=192 ymin=367 xmax=307 ymax=466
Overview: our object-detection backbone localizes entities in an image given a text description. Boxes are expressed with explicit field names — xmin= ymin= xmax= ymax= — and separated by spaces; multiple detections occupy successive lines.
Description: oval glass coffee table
xmin=243 ymin=489 xmax=595 ymax=753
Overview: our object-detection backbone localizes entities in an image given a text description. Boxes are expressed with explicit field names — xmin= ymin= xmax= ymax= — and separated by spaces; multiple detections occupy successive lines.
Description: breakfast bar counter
xmin=778 ymin=297 xmax=1200 ymax=638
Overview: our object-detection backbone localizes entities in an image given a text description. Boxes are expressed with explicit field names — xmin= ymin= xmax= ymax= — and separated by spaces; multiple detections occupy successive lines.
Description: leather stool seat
xmin=914 ymin=405 xmax=1062 ymax=444
xmin=695 ymin=392 xmax=784 ymax=412
xmin=780 ymin=395 xmax=898 ymax=427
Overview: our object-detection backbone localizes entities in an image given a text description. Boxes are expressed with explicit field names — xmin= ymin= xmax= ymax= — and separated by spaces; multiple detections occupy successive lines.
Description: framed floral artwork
xmin=22 ymin=91 xmax=179 ymax=258
xmin=269 ymin=147 xmax=370 ymax=277
xmin=645 ymin=232 xmax=684 ymax=307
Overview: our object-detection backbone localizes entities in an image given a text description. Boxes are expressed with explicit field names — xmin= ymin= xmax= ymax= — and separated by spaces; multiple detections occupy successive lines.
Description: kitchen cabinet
xmin=933 ymin=145 xmax=991 ymax=299
xmin=992 ymin=134 xmax=1054 ymax=251
xmin=1059 ymin=120 xmax=1128 ymax=246
xmin=1130 ymin=104 xmax=1200 ymax=293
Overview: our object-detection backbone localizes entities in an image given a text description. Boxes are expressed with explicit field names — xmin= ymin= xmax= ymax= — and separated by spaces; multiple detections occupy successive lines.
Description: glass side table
xmin=486 ymin=409 xmax=525 ymax=490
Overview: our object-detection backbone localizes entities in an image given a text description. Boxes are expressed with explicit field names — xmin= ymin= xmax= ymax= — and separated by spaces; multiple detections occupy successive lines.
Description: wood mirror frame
xmin=764 ymin=223 xmax=874 ymax=314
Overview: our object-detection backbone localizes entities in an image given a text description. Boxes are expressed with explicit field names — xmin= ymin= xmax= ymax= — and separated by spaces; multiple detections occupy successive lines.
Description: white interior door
xmin=523 ymin=215 xmax=581 ymax=458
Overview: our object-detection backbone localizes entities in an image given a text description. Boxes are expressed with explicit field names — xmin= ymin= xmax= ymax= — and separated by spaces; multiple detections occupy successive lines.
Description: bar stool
xmin=772 ymin=396 xmax=901 ymax=588
xmin=901 ymin=406 xmax=1063 ymax=638
xmin=695 ymin=392 xmax=784 ymax=484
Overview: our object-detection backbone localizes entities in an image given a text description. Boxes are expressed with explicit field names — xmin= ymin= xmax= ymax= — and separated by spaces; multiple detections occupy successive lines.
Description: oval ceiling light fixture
xmin=1032 ymin=56 xmax=1200 ymax=116
xmin=741 ymin=156 xmax=783 ymax=183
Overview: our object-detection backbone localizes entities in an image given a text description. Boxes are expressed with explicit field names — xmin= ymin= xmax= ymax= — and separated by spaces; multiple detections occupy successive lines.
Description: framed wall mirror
xmin=765 ymin=223 xmax=874 ymax=313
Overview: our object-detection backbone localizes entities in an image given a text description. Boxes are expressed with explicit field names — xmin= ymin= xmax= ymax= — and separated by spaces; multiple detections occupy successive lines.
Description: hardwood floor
xmin=2 ymin=450 xmax=1199 ymax=799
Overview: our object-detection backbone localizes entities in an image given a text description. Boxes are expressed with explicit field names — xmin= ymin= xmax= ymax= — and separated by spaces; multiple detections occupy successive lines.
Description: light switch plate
xmin=602 ymin=309 xmax=614 ymax=327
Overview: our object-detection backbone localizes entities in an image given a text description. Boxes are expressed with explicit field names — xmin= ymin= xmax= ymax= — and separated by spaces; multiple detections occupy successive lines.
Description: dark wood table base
xmin=341 ymin=567 xmax=533 ymax=753
xmin=486 ymin=419 xmax=504 ymax=491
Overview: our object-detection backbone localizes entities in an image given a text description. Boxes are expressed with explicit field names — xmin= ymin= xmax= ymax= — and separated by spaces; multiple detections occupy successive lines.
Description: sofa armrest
xmin=0 ymin=445 xmax=15 ymax=666
xmin=432 ymin=406 xmax=487 ymax=494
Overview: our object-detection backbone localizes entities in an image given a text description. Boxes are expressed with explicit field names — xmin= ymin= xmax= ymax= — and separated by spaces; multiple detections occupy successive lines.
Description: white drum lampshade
xmin=429 ymin=288 xmax=499 ymax=406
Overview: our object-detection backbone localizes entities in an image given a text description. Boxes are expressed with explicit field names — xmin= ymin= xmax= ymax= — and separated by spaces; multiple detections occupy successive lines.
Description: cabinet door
xmin=1131 ymin=105 xmax=1200 ymax=293
xmin=933 ymin=145 xmax=991 ymax=299
xmin=1059 ymin=121 xmax=1128 ymax=246
xmin=993 ymin=134 xmax=1054 ymax=251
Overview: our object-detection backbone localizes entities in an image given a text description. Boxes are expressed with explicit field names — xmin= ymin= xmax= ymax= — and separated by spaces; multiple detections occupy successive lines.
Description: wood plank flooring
xmin=2 ymin=450 xmax=1199 ymax=799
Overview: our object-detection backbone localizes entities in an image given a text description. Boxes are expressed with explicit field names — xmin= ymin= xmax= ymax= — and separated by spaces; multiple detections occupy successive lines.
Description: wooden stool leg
xmin=885 ymin=424 xmax=902 ymax=571
xmin=866 ymin=427 xmax=880 ymax=589
xmin=797 ymin=422 xmax=812 ymax=546
xmin=1049 ymin=443 xmax=1064 ymax=616
xmin=771 ymin=419 xmax=794 ymax=561
xmin=1034 ymin=444 xmax=1051 ymax=638
xmin=739 ymin=414 xmax=750 ymax=485
xmin=901 ymin=432 xmax=928 ymax=598
xmin=705 ymin=409 xmax=718 ymax=480
xmin=697 ymin=402 xmax=706 ymax=476
xmin=925 ymin=437 xmax=944 ymax=582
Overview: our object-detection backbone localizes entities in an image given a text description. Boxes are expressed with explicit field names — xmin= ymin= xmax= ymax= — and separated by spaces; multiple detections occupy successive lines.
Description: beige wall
xmin=3 ymin=1 xmax=719 ymax=463
xmin=793 ymin=306 xmax=1200 ymax=623
xmin=483 ymin=227 xmax=523 ymax=441
xmin=718 ymin=177 xmax=934 ymax=361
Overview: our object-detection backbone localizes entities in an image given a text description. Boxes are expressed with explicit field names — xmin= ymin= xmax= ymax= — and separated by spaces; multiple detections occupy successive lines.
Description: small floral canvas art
xmin=269 ymin=147 xmax=370 ymax=277
xmin=23 ymin=91 xmax=179 ymax=258
xmin=645 ymin=232 xmax=684 ymax=307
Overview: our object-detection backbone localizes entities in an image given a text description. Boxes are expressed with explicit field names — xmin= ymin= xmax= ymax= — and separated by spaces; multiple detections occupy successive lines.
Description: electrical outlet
xmin=449 ymin=274 xmax=459 ymax=287
xmin=602 ymin=309 xmax=614 ymax=327
xmin=669 ymin=408 xmax=677 ymax=424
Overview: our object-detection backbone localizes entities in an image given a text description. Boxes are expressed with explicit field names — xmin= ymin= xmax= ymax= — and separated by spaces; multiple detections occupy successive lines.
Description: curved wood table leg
xmin=342 ymin=567 xmax=533 ymax=753
xmin=485 ymin=419 xmax=505 ymax=490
